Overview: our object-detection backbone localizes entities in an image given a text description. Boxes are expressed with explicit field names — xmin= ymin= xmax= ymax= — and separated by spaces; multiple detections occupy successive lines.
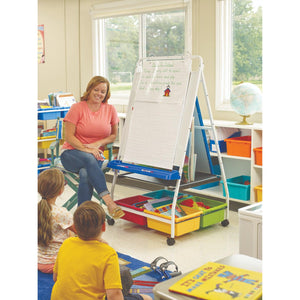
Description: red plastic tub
xmin=115 ymin=195 xmax=151 ymax=226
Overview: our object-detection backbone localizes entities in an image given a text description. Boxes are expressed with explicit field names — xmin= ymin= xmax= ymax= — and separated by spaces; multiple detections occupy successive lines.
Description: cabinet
xmin=187 ymin=120 xmax=262 ymax=204
xmin=238 ymin=202 xmax=263 ymax=259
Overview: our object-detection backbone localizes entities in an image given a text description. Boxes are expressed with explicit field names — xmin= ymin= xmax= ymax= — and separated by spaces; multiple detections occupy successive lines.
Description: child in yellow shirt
xmin=51 ymin=201 xmax=152 ymax=300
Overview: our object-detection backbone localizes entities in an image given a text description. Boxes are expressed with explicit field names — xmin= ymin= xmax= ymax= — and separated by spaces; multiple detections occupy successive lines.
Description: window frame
xmin=216 ymin=0 xmax=263 ymax=112
xmin=215 ymin=0 xmax=233 ymax=111
xmin=91 ymin=0 xmax=191 ymax=104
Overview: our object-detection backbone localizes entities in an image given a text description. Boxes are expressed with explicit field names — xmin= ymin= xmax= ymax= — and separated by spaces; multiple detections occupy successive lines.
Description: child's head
xmin=73 ymin=201 xmax=106 ymax=240
xmin=38 ymin=168 xmax=65 ymax=247
xmin=38 ymin=168 xmax=65 ymax=200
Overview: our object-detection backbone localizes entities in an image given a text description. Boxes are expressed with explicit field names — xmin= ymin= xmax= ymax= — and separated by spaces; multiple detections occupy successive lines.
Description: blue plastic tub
xmin=38 ymin=107 xmax=61 ymax=120
xmin=193 ymin=181 xmax=219 ymax=191
xmin=142 ymin=189 xmax=187 ymax=200
xmin=210 ymin=131 xmax=241 ymax=153
xmin=60 ymin=107 xmax=70 ymax=117
xmin=221 ymin=175 xmax=251 ymax=201
xmin=38 ymin=107 xmax=70 ymax=120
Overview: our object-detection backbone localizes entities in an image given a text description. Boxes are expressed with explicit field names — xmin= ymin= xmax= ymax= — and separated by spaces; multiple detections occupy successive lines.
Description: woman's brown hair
xmin=81 ymin=76 xmax=111 ymax=103
xmin=73 ymin=201 xmax=106 ymax=240
xmin=38 ymin=169 xmax=65 ymax=246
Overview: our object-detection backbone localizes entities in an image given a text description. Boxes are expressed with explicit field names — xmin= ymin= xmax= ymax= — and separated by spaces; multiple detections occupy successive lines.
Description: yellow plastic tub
xmin=145 ymin=208 xmax=202 ymax=237
xmin=38 ymin=136 xmax=56 ymax=148
xmin=254 ymin=185 xmax=263 ymax=202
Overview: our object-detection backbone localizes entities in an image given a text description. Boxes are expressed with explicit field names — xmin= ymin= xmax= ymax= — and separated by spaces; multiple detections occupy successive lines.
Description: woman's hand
xmin=83 ymin=144 xmax=105 ymax=161
xmin=84 ymin=141 xmax=102 ymax=149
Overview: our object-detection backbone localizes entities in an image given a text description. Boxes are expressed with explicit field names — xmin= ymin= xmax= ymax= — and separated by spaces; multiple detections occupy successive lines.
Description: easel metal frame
xmin=109 ymin=56 xmax=229 ymax=245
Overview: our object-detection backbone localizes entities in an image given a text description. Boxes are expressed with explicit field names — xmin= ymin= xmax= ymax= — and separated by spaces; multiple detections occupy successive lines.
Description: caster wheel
xmin=107 ymin=218 xmax=115 ymax=226
xmin=167 ymin=237 xmax=175 ymax=246
xmin=221 ymin=219 xmax=229 ymax=227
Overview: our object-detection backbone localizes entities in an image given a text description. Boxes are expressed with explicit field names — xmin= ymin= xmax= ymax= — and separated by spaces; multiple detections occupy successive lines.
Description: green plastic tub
xmin=179 ymin=196 xmax=227 ymax=228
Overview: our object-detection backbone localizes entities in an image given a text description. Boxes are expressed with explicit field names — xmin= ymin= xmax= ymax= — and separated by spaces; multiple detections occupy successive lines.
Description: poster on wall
xmin=38 ymin=25 xmax=45 ymax=64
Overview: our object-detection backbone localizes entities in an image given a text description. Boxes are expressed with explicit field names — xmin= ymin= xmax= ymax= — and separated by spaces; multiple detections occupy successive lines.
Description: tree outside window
xmin=100 ymin=10 xmax=185 ymax=102
xmin=233 ymin=0 xmax=262 ymax=90
xmin=216 ymin=0 xmax=262 ymax=110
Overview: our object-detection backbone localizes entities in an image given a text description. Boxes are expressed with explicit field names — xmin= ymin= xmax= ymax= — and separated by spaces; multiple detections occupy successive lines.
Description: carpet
xmin=38 ymin=252 xmax=163 ymax=300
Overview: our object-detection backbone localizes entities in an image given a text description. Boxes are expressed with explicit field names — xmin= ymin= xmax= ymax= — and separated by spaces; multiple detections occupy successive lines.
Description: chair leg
xmin=63 ymin=172 xmax=115 ymax=225
xmin=63 ymin=194 xmax=78 ymax=211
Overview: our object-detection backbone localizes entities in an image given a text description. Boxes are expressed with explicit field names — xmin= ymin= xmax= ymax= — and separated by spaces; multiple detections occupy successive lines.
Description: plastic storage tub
xmin=224 ymin=136 xmax=252 ymax=157
xmin=179 ymin=196 xmax=227 ymax=228
xmin=210 ymin=131 xmax=241 ymax=153
xmin=145 ymin=208 xmax=202 ymax=237
xmin=38 ymin=107 xmax=70 ymax=120
xmin=221 ymin=175 xmax=251 ymax=201
xmin=38 ymin=136 xmax=56 ymax=148
xmin=254 ymin=185 xmax=262 ymax=202
xmin=38 ymin=107 xmax=62 ymax=120
xmin=141 ymin=190 xmax=201 ymax=236
xmin=115 ymin=195 xmax=152 ymax=226
xmin=60 ymin=107 xmax=70 ymax=118
xmin=142 ymin=189 xmax=187 ymax=200
xmin=253 ymin=147 xmax=262 ymax=165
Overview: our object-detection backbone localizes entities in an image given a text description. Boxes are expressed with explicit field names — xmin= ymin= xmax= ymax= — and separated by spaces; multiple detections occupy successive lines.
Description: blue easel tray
xmin=108 ymin=160 xmax=181 ymax=180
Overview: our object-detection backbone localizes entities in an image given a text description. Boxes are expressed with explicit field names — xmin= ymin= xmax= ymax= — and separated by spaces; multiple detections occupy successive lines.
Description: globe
xmin=230 ymin=83 xmax=262 ymax=125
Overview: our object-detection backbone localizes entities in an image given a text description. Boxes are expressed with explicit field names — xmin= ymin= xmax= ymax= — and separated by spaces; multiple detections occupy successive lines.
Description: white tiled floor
xmin=53 ymin=180 xmax=240 ymax=275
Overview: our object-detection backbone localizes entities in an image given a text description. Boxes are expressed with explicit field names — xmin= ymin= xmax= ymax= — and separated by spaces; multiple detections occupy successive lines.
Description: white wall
xmin=38 ymin=0 xmax=90 ymax=101
xmin=38 ymin=0 xmax=262 ymax=123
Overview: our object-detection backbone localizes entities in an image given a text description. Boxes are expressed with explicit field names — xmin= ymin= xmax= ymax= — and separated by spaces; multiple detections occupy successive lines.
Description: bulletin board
xmin=119 ymin=56 xmax=201 ymax=171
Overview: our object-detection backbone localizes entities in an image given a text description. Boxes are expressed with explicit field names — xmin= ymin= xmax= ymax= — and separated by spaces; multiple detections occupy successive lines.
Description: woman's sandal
xmin=110 ymin=206 xmax=125 ymax=219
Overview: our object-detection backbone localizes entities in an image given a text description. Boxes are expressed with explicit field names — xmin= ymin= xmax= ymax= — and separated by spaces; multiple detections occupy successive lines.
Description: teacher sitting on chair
xmin=60 ymin=76 xmax=125 ymax=219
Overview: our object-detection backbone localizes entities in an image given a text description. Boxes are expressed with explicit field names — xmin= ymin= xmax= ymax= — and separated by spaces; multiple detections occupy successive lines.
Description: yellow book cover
xmin=169 ymin=262 xmax=262 ymax=300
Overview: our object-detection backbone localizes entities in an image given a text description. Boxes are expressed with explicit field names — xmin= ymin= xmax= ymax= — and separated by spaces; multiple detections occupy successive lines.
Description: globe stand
xmin=236 ymin=115 xmax=252 ymax=125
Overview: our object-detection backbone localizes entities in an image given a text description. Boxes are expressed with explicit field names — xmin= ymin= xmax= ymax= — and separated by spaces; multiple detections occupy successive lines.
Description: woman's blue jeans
xmin=60 ymin=149 xmax=109 ymax=206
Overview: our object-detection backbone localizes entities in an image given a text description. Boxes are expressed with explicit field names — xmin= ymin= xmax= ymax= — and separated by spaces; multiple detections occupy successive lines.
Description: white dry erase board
xmin=119 ymin=56 xmax=201 ymax=170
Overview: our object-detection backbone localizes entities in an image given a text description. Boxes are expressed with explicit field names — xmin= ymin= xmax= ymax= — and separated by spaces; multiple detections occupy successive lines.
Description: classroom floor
xmin=52 ymin=178 xmax=240 ymax=275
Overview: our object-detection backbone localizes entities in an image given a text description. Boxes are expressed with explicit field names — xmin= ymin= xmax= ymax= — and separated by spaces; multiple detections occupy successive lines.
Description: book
xmin=169 ymin=262 xmax=262 ymax=300
xmin=38 ymin=99 xmax=51 ymax=109
xmin=56 ymin=93 xmax=76 ymax=107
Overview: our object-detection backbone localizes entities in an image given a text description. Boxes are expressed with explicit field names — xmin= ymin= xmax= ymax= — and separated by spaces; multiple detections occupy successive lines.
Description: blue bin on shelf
xmin=210 ymin=131 xmax=241 ymax=153
xmin=38 ymin=107 xmax=70 ymax=120
xmin=60 ymin=107 xmax=70 ymax=118
xmin=221 ymin=175 xmax=251 ymax=201
xmin=38 ymin=163 xmax=51 ymax=175
xmin=38 ymin=107 xmax=61 ymax=120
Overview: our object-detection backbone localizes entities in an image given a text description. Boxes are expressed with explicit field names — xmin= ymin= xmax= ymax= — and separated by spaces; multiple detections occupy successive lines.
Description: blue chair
xmin=49 ymin=118 xmax=115 ymax=225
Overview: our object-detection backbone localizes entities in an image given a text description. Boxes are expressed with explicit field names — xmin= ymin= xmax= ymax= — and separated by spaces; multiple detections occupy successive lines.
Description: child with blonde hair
xmin=38 ymin=168 xmax=76 ymax=273
xmin=51 ymin=201 xmax=152 ymax=300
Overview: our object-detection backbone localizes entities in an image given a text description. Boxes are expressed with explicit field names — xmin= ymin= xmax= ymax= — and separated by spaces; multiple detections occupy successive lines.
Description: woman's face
xmin=88 ymin=82 xmax=107 ymax=104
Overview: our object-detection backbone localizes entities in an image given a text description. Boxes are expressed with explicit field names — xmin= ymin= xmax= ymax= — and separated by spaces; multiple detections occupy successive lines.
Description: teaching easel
xmin=108 ymin=55 xmax=229 ymax=245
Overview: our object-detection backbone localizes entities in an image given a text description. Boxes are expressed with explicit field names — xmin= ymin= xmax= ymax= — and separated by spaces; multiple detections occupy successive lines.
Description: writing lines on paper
xmin=135 ymin=59 xmax=191 ymax=104
xmin=122 ymin=101 xmax=184 ymax=170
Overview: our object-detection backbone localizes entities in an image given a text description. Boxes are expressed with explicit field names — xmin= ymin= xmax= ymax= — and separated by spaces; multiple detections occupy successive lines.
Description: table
xmin=153 ymin=254 xmax=262 ymax=300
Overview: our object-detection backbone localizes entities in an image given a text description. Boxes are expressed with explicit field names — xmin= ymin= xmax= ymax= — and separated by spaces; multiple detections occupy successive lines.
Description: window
xmin=216 ymin=0 xmax=262 ymax=110
xmin=93 ymin=9 xmax=186 ymax=103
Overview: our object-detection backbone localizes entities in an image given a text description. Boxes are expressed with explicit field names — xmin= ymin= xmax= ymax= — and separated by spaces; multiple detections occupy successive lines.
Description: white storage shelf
xmin=186 ymin=120 xmax=262 ymax=205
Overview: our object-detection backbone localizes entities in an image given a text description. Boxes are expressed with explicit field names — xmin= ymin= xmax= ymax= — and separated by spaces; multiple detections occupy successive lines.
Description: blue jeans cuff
xmin=99 ymin=190 xmax=110 ymax=198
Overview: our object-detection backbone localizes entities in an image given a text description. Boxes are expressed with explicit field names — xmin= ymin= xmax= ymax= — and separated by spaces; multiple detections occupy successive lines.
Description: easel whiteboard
xmin=120 ymin=56 xmax=198 ymax=170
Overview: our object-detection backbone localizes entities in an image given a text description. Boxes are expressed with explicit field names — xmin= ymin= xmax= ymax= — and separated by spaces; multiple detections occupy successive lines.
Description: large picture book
xmin=168 ymin=262 xmax=262 ymax=300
